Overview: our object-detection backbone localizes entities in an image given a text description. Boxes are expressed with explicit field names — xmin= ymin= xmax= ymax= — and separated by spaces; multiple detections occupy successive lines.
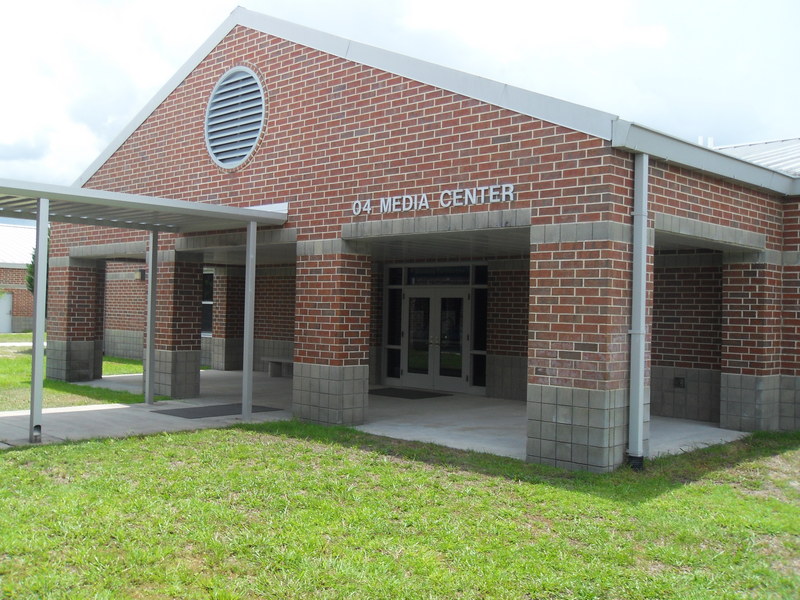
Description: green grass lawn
xmin=0 ymin=347 xmax=798 ymax=597
xmin=0 ymin=420 xmax=797 ymax=598
xmin=0 ymin=346 xmax=145 ymax=411
xmin=0 ymin=332 xmax=33 ymax=343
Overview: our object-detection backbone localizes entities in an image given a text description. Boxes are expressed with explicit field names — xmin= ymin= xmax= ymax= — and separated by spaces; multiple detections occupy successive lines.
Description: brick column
xmin=46 ymin=258 xmax=105 ymax=381
xmin=210 ymin=267 xmax=244 ymax=370
xmin=526 ymin=236 xmax=637 ymax=472
xmin=293 ymin=243 xmax=371 ymax=425
xmin=254 ymin=265 xmax=296 ymax=375
xmin=152 ymin=254 xmax=202 ymax=398
xmin=720 ymin=259 xmax=781 ymax=431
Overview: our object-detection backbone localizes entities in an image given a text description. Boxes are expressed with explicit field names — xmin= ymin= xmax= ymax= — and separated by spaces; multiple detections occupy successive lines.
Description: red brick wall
xmin=652 ymin=255 xmax=721 ymax=369
xmin=0 ymin=266 xmax=33 ymax=318
xmin=782 ymin=200 xmax=800 ymax=376
xmin=104 ymin=262 xmax=146 ymax=331
xmin=488 ymin=266 xmax=528 ymax=357
xmin=47 ymin=265 xmax=105 ymax=342
xmin=295 ymin=254 xmax=370 ymax=366
xmin=212 ymin=272 xmax=244 ymax=338
xmin=254 ymin=269 xmax=295 ymax=341
xmin=155 ymin=261 xmax=201 ymax=350
xmin=57 ymin=25 xmax=634 ymax=248
xmin=529 ymin=240 xmax=632 ymax=390
xmin=649 ymin=161 xmax=783 ymax=249
xmin=722 ymin=263 xmax=782 ymax=376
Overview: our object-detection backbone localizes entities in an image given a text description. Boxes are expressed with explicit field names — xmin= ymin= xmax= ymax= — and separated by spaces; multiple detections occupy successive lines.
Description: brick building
xmin=21 ymin=8 xmax=800 ymax=470
xmin=0 ymin=224 xmax=35 ymax=333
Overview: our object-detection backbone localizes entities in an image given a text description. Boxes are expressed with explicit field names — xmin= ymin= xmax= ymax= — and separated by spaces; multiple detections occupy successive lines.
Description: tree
xmin=26 ymin=250 xmax=35 ymax=295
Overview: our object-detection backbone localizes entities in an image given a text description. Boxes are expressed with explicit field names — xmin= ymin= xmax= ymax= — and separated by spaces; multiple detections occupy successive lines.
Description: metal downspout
xmin=628 ymin=152 xmax=649 ymax=470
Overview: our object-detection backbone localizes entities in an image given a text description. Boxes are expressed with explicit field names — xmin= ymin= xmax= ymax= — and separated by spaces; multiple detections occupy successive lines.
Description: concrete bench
xmin=259 ymin=356 xmax=293 ymax=377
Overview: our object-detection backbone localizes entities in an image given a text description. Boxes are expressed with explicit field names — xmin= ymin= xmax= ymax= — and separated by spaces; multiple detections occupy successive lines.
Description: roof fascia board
xmin=0 ymin=178 xmax=287 ymax=227
xmin=239 ymin=8 xmax=617 ymax=140
xmin=612 ymin=121 xmax=798 ymax=196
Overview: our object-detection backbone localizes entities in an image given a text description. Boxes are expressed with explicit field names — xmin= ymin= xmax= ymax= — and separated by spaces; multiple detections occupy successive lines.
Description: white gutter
xmin=612 ymin=120 xmax=799 ymax=196
xmin=628 ymin=152 xmax=648 ymax=470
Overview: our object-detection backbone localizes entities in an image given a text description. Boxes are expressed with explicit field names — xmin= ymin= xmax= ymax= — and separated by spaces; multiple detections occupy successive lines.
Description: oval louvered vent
xmin=205 ymin=67 xmax=265 ymax=169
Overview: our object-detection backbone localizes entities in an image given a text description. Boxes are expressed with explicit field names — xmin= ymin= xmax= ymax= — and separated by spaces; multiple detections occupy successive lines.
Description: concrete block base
xmin=720 ymin=373 xmax=780 ymax=431
xmin=150 ymin=349 xmax=201 ymax=398
xmin=208 ymin=337 xmax=244 ymax=370
xmin=104 ymin=328 xmax=144 ymax=360
xmin=46 ymin=339 xmax=104 ymax=381
xmin=293 ymin=363 xmax=368 ymax=425
xmin=651 ymin=366 xmax=720 ymax=422
xmin=526 ymin=384 xmax=649 ymax=473
xmin=779 ymin=376 xmax=800 ymax=431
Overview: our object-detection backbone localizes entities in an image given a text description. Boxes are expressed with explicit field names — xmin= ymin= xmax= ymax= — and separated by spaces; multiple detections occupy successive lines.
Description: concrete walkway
xmin=0 ymin=370 xmax=748 ymax=460
xmin=0 ymin=372 xmax=293 ymax=450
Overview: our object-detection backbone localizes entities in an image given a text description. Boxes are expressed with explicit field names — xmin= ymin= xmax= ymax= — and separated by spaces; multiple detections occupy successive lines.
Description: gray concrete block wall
xmin=104 ymin=329 xmax=144 ymax=360
xmin=526 ymin=384 xmax=647 ymax=472
xmin=151 ymin=350 xmax=200 ymax=398
xmin=779 ymin=376 xmax=800 ymax=431
xmin=46 ymin=339 xmax=104 ymax=382
xmin=11 ymin=316 xmax=32 ymax=332
xmin=201 ymin=336 xmax=213 ymax=368
xmin=369 ymin=345 xmax=382 ymax=385
xmin=207 ymin=336 xmax=243 ymax=370
xmin=293 ymin=363 xmax=368 ymax=425
xmin=253 ymin=339 xmax=293 ymax=376
xmin=720 ymin=373 xmax=780 ymax=431
xmin=487 ymin=355 xmax=527 ymax=400
xmin=651 ymin=367 xmax=720 ymax=423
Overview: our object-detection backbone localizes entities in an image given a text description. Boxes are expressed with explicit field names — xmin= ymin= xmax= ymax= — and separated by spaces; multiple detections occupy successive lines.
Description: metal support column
xmin=29 ymin=198 xmax=49 ymax=443
xmin=144 ymin=230 xmax=158 ymax=404
xmin=628 ymin=152 xmax=649 ymax=470
xmin=241 ymin=221 xmax=257 ymax=420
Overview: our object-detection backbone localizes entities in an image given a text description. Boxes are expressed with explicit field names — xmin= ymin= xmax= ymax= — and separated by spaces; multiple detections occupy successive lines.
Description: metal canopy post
xmin=241 ymin=221 xmax=257 ymax=420
xmin=144 ymin=230 xmax=158 ymax=404
xmin=29 ymin=198 xmax=49 ymax=443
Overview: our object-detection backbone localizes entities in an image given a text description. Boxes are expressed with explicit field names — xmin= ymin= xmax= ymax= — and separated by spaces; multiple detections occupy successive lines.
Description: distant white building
xmin=0 ymin=223 xmax=35 ymax=332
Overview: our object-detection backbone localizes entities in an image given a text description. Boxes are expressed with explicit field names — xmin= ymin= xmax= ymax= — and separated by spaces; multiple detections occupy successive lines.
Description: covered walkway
xmin=0 ymin=370 xmax=748 ymax=460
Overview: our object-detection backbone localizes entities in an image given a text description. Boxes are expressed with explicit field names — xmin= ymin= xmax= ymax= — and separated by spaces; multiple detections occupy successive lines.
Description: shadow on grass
xmin=237 ymin=420 xmax=800 ymax=504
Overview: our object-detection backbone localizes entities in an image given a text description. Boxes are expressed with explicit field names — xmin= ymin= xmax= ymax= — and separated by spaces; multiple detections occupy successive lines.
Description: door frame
xmin=400 ymin=287 xmax=471 ymax=393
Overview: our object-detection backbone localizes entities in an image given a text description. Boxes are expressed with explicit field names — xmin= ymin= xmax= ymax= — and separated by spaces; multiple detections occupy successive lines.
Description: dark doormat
xmin=370 ymin=388 xmax=451 ymax=400
xmin=153 ymin=403 xmax=281 ymax=419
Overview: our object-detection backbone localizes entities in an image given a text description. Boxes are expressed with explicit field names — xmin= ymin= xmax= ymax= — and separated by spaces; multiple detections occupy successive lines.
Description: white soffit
xmin=0 ymin=179 xmax=287 ymax=233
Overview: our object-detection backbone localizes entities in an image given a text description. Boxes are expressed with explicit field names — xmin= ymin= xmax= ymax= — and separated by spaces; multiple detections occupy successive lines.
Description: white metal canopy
xmin=0 ymin=178 xmax=288 ymax=443
xmin=0 ymin=178 xmax=287 ymax=232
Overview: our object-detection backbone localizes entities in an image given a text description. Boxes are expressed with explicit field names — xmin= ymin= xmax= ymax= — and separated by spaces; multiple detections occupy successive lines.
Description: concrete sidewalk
xmin=0 ymin=371 xmax=293 ymax=450
xmin=0 ymin=369 xmax=748 ymax=460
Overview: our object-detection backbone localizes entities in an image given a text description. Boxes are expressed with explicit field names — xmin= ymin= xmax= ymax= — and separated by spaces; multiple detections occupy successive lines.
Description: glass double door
xmin=401 ymin=289 xmax=470 ymax=392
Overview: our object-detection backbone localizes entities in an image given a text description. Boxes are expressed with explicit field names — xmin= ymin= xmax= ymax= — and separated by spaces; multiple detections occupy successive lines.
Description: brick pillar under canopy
xmin=720 ymin=260 xmax=782 ymax=431
xmin=526 ymin=239 xmax=640 ymax=472
xmin=293 ymin=249 xmax=371 ymax=425
xmin=151 ymin=255 xmax=203 ymax=398
xmin=46 ymin=259 xmax=105 ymax=382
xmin=210 ymin=267 xmax=245 ymax=370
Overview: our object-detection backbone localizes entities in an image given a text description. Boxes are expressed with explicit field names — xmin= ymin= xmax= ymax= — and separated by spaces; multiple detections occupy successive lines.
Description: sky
xmin=0 ymin=0 xmax=797 ymax=187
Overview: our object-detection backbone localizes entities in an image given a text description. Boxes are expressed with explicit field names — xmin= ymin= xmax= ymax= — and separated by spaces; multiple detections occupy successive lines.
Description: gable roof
xmin=76 ymin=6 xmax=800 ymax=197
xmin=0 ymin=223 xmax=35 ymax=267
